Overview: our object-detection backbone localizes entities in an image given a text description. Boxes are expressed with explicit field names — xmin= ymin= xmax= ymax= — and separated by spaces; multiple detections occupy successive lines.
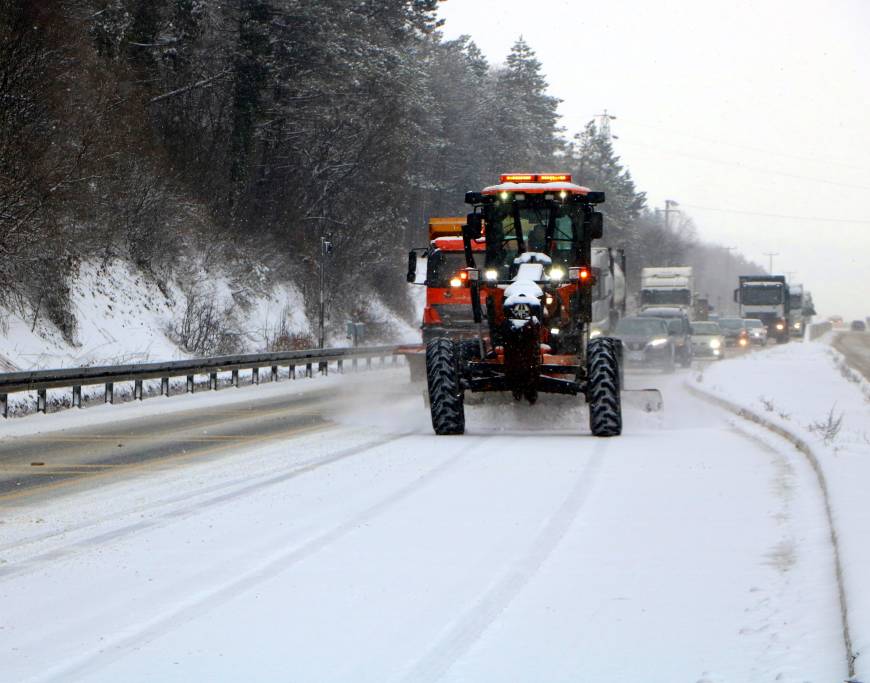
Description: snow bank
xmin=694 ymin=340 xmax=870 ymax=678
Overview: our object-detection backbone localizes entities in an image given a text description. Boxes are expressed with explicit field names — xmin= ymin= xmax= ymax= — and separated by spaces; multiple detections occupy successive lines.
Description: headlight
xmin=793 ymin=322 xmax=801 ymax=329
xmin=739 ymin=338 xmax=748 ymax=346
xmin=449 ymin=277 xmax=462 ymax=288
xmin=776 ymin=323 xmax=784 ymax=330
xmin=648 ymin=337 xmax=668 ymax=347
xmin=550 ymin=327 xmax=560 ymax=335
xmin=549 ymin=266 xmax=564 ymax=282
xmin=485 ymin=269 xmax=498 ymax=281
xmin=589 ymin=329 xmax=602 ymax=339
xmin=709 ymin=339 xmax=721 ymax=349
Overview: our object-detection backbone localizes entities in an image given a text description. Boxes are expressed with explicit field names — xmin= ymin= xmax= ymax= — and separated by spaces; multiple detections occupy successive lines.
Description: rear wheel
xmin=426 ymin=338 xmax=465 ymax=435
xmin=587 ymin=337 xmax=622 ymax=437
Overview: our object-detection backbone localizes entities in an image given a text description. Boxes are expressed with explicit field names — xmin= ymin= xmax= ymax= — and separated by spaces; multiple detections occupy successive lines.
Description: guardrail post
xmin=72 ymin=385 xmax=82 ymax=408
xmin=209 ymin=372 xmax=218 ymax=390
xmin=232 ymin=369 xmax=239 ymax=388
xmin=366 ymin=357 xmax=372 ymax=370
xmin=352 ymin=357 xmax=358 ymax=372
xmin=0 ymin=394 xmax=7 ymax=418
xmin=289 ymin=364 xmax=295 ymax=380
xmin=134 ymin=379 xmax=143 ymax=400
xmin=37 ymin=389 xmax=47 ymax=413
xmin=186 ymin=375 xmax=194 ymax=393
xmin=271 ymin=365 xmax=278 ymax=382
xmin=252 ymin=367 xmax=259 ymax=385
xmin=161 ymin=377 xmax=169 ymax=397
xmin=392 ymin=355 xmax=398 ymax=366
xmin=322 ymin=361 xmax=328 ymax=376
xmin=337 ymin=359 xmax=343 ymax=374
xmin=306 ymin=363 xmax=312 ymax=378
xmin=105 ymin=382 xmax=114 ymax=404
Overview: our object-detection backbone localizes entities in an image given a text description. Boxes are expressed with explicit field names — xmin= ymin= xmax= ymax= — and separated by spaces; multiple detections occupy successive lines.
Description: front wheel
xmin=587 ymin=337 xmax=622 ymax=437
xmin=426 ymin=338 xmax=465 ymax=435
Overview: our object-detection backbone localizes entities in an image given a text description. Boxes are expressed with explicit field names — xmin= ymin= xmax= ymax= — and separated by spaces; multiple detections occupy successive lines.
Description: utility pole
xmin=724 ymin=246 xmax=737 ymax=314
xmin=658 ymin=199 xmax=680 ymax=231
xmin=594 ymin=110 xmax=617 ymax=140
xmin=763 ymin=252 xmax=779 ymax=274
xmin=318 ymin=236 xmax=333 ymax=352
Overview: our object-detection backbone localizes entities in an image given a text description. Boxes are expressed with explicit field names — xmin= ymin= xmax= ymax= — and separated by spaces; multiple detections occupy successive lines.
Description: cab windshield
xmin=485 ymin=200 xmax=583 ymax=276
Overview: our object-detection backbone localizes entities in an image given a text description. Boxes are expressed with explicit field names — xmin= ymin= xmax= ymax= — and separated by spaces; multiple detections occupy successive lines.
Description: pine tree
xmin=567 ymin=121 xmax=646 ymax=246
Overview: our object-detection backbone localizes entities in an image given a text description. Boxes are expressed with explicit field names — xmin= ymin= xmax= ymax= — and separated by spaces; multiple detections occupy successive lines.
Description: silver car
xmin=690 ymin=321 xmax=725 ymax=360
xmin=743 ymin=318 xmax=768 ymax=346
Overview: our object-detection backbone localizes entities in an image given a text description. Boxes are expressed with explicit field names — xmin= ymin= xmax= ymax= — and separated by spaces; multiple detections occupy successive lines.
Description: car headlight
xmin=776 ymin=323 xmax=784 ymax=330
xmin=485 ymin=269 xmax=498 ymax=281
xmin=589 ymin=329 xmax=602 ymax=339
xmin=709 ymin=339 xmax=721 ymax=349
xmin=549 ymin=266 xmax=565 ymax=282
xmin=793 ymin=322 xmax=801 ymax=329
xmin=648 ymin=337 xmax=668 ymax=347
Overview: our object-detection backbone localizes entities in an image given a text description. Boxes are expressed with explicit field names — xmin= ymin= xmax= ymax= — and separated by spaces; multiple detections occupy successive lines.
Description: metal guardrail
xmin=0 ymin=345 xmax=402 ymax=418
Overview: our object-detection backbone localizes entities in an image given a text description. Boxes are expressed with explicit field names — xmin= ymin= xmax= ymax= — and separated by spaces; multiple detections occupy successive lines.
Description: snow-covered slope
xmin=0 ymin=260 xmax=418 ymax=371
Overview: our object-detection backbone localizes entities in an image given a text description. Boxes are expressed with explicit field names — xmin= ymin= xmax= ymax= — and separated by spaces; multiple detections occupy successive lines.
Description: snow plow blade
xmin=622 ymin=388 xmax=663 ymax=412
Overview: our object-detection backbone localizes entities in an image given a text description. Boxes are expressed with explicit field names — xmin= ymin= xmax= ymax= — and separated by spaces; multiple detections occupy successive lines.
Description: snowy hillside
xmin=0 ymin=259 xmax=419 ymax=372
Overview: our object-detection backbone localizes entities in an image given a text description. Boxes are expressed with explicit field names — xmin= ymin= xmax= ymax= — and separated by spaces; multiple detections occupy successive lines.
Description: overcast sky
xmin=438 ymin=0 xmax=870 ymax=320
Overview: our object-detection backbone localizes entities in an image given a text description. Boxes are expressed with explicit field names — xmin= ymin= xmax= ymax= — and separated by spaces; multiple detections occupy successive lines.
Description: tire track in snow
xmin=0 ymin=431 xmax=410 ymax=580
xmin=30 ymin=436 xmax=490 ymax=683
xmin=398 ymin=439 xmax=608 ymax=683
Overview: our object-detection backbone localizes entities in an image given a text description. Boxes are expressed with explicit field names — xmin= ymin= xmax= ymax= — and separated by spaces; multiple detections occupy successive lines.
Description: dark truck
xmin=734 ymin=275 xmax=790 ymax=343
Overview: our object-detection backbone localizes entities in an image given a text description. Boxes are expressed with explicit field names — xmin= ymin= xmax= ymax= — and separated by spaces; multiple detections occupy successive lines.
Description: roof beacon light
xmin=499 ymin=173 xmax=572 ymax=183
xmin=500 ymin=174 xmax=535 ymax=183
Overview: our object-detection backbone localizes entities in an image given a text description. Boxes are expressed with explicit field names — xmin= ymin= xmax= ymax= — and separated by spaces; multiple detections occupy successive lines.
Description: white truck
xmin=639 ymin=266 xmax=694 ymax=316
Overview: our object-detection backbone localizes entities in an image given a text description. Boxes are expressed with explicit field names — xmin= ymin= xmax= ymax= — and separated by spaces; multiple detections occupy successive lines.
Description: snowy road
xmin=0 ymin=364 xmax=849 ymax=681
xmin=834 ymin=330 xmax=870 ymax=380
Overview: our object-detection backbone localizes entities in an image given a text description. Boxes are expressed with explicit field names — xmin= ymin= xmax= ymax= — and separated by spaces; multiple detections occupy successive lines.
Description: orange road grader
xmin=411 ymin=173 xmax=628 ymax=437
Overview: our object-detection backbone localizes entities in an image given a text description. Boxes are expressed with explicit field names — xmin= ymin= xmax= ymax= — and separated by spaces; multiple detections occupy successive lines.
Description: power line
xmin=618 ymin=139 xmax=870 ymax=192
xmin=679 ymin=203 xmax=870 ymax=225
xmin=618 ymin=117 xmax=870 ymax=176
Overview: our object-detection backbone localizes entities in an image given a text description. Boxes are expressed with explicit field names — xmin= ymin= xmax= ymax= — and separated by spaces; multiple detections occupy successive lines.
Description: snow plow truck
xmin=416 ymin=173 xmax=629 ymax=437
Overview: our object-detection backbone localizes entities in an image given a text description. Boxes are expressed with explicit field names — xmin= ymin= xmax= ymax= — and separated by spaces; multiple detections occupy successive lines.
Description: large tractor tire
xmin=426 ymin=338 xmax=465 ymax=435
xmin=587 ymin=337 xmax=622 ymax=437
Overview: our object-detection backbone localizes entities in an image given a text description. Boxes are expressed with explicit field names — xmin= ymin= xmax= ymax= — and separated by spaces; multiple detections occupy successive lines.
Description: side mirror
xmin=464 ymin=213 xmax=483 ymax=239
xmin=406 ymin=250 xmax=417 ymax=283
xmin=586 ymin=211 xmax=603 ymax=239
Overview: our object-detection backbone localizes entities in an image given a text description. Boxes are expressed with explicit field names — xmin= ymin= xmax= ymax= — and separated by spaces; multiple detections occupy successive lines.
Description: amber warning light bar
xmin=500 ymin=173 xmax=572 ymax=183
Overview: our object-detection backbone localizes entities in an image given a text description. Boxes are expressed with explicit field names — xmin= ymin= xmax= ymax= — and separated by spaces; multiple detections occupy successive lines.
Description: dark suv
xmin=614 ymin=316 xmax=676 ymax=373
xmin=638 ymin=308 xmax=693 ymax=367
